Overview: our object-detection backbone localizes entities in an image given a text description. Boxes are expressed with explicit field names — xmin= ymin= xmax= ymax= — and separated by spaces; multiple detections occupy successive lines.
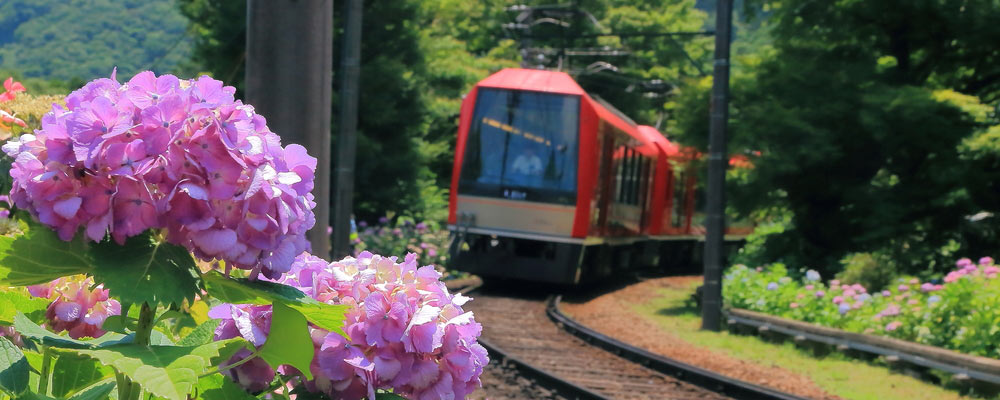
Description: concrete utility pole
xmin=245 ymin=0 xmax=334 ymax=258
xmin=701 ymin=0 xmax=734 ymax=332
xmin=331 ymin=0 xmax=363 ymax=259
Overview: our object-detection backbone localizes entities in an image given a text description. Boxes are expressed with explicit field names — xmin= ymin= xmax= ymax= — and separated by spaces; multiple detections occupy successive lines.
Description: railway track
xmin=461 ymin=281 xmax=808 ymax=400
xmin=465 ymin=286 xmax=732 ymax=400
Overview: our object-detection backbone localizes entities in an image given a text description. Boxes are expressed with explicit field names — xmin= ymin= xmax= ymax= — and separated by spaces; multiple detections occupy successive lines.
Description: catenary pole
xmin=245 ymin=0 xmax=334 ymax=258
xmin=332 ymin=0 xmax=363 ymax=259
xmin=701 ymin=0 xmax=733 ymax=331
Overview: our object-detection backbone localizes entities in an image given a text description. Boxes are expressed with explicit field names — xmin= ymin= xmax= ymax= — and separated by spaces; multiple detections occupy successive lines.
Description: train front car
xmin=448 ymin=68 xmax=656 ymax=284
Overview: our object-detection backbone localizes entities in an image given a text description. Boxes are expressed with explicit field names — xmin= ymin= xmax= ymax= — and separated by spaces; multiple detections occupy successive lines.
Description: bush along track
xmin=725 ymin=258 xmax=1000 ymax=394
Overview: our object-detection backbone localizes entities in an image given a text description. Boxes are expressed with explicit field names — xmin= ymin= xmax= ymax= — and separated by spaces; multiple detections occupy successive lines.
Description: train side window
xmin=614 ymin=146 xmax=626 ymax=203
xmin=672 ymin=170 xmax=686 ymax=227
xmin=628 ymin=147 xmax=637 ymax=204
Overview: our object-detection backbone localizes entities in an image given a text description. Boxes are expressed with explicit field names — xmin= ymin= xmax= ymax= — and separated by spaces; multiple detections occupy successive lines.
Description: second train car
xmin=448 ymin=68 xmax=744 ymax=284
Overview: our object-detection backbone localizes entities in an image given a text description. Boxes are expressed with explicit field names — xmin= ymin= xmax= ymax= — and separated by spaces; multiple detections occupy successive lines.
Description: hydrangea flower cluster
xmin=209 ymin=304 xmax=275 ymax=392
xmin=2 ymin=70 xmax=316 ymax=278
xmin=211 ymin=252 xmax=488 ymax=399
xmin=945 ymin=257 xmax=998 ymax=282
xmin=0 ymin=326 xmax=23 ymax=347
xmin=27 ymin=276 xmax=121 ymax=339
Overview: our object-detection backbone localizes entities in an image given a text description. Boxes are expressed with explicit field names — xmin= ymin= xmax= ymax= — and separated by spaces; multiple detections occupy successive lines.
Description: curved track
xmin=465 ymin=288 xmax=732 ymax=400
xmin=549 ymin=296 xmax=806 ymax=400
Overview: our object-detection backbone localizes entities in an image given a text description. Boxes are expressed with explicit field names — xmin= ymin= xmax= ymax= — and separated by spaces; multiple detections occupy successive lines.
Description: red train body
xmin=448 ymin=68 xmax=743 ymax=284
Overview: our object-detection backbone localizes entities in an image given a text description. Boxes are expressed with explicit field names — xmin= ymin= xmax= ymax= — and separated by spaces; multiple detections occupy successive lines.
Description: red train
xmin=448 ymin=68 xmax=747 ymax=284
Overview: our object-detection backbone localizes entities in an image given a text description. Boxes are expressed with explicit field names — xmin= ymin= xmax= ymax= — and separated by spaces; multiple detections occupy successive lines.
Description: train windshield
xmin=459 ymin=88 xmax=580 ymax=204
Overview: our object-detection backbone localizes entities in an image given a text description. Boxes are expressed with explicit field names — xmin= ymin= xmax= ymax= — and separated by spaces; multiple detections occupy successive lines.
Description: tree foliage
xmin=676 ymin=0 xmax=1000 ymax=276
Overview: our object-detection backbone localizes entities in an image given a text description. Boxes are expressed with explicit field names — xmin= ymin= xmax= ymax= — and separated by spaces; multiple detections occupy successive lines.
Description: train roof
xmin=477 ymin=68 xmax=586 ymax=95
xmin=637 ymin=125 xmax=680 ymax=157
xmin=476 ymin=68 xmax=644 ymax=146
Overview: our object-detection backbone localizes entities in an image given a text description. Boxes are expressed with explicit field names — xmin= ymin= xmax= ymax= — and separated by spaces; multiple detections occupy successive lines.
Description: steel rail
xmin=477 ymin=336 xmax=609 ymax=400
xmin=547 ymin=296 xmax=807 ymax=400
xmin=462 ymin=284 xmax=609 ymax=400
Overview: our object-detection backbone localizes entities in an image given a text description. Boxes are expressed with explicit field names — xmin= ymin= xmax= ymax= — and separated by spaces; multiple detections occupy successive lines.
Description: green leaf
xmin=0 ymin=289 xmax=50 ymax=325
xmin=49 ymin=353 xmax=114 ymax=397
xmin=202 ymin=271 xmax=349 ymax=336
xmin=13 ymin=313 xmax=123 ymax=349
xmin=375 ymin=392 xmax=408 ymax=400
xmin=54 ymin=338 xmax=248 ymax=400
xmin=90 ymin=234 xmax=200 ymax=307
xmin=0 ymin=337 xmax=29 ymax=395
xmin=194 ymin=374 xmax=256 ymax=400
xmin=99 ymin=315 xmax=135 ymax=335
xmin=13 ymin=312 xmax=171 ymax=351
xmin=259 ymin=303 xmax=313 ymax=380
xmin=66 ymin=379 xmax=116 ymax=400
xmin=176 ymin=320 xmax=220 ymax=347
xmin=0 ymin=219 xmax=92 ymax=286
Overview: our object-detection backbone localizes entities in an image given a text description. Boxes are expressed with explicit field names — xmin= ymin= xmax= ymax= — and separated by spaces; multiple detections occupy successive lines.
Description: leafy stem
xmin=37 ymin=345 xmax=51 ymax=395
xmin=115 ymin=371 xmax=131 ymax=400
xmin=134 ymin=302 xmax=154 ymax=347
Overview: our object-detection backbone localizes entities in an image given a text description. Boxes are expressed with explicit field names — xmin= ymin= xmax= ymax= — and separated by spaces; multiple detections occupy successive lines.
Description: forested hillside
xmin=0 ymin=0 xmax=193 ymax=82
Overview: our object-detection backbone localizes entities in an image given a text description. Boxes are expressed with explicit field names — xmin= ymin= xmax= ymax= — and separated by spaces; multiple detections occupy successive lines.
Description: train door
xmin=593 ymin=128 xmax=615 ymax=235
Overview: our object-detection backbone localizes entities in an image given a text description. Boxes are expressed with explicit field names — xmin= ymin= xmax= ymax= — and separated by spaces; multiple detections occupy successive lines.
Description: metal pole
xmin=332 ymin=0 xmax=363 ymax=259
xmin=245 ymin=0 xmax=334 ymax=258
xmin=701 ymin=0 xmax=733 ymax=331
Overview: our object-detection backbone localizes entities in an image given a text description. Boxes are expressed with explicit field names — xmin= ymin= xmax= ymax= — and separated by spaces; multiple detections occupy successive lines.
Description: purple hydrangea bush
xmin=211 ymin=251 xmax=488 ymax=399
xmin=2 ymin=70 xmax=316 ymax=279
xmin=354 ymin=216 xmax=450 ymax=270
xmin=724 ymin=257 xmax=1000 ymax=357
xmin=0 ymin=71 xmax=487 ymax=400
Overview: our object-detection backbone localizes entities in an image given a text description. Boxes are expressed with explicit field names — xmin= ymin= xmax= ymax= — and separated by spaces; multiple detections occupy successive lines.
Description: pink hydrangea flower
xmin=27 ymin=276 xmax=121 ymax=339
xmin=0 ymin=326 xmax=22 ymax=347
xmin=211 ymin=252 xmax=488 ymax=399
xmin=885 ymin=321 xmax=902 ymax=331
xmin=3 ymin=70 xmax=316 ymax=279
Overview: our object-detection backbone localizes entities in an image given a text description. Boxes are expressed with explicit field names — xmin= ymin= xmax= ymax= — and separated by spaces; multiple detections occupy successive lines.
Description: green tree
xmin=676 ymin=0 xmax=1000 ymax=276
xmin=177 ymin=0 xmax=246 ymax=94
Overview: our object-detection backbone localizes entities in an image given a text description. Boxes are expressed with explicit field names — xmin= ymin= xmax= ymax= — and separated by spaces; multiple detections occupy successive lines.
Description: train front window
xmin=459 ymin=88 xmax=580 ymax=204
